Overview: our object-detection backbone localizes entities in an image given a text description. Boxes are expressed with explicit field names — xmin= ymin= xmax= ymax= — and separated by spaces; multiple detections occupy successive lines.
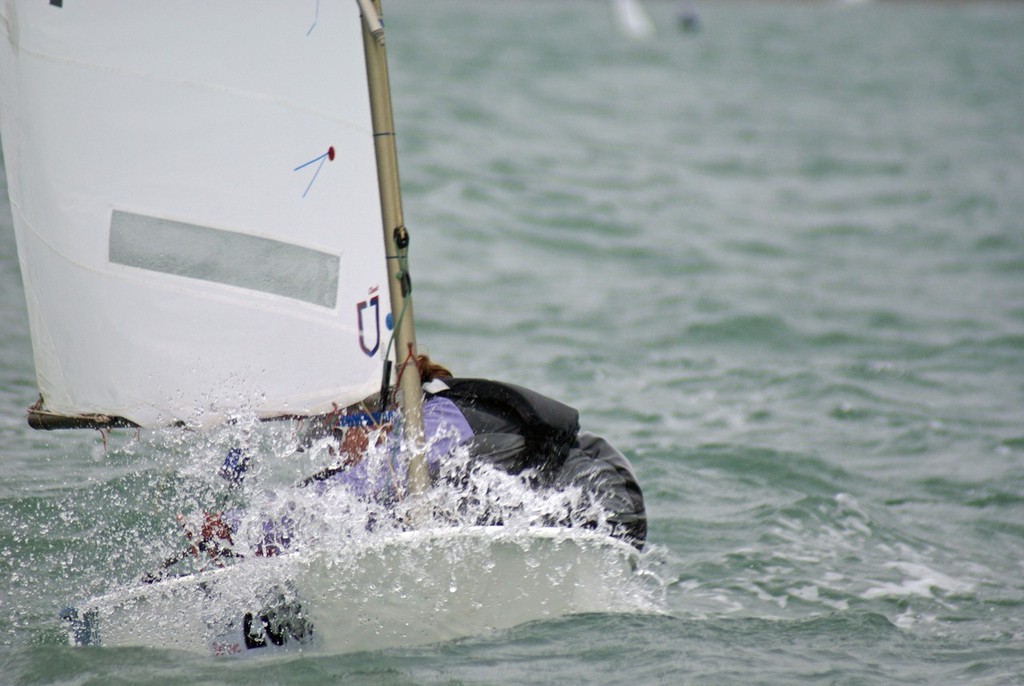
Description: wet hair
xmin=416 ymin=353 xmax=452 ymax=383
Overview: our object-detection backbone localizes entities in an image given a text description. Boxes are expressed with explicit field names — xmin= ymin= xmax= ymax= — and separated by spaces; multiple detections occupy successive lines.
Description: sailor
xmin=183 ymin=356 xmax=646 ymax=564
xmin=303 ymin=355 xmax=646 ymax=545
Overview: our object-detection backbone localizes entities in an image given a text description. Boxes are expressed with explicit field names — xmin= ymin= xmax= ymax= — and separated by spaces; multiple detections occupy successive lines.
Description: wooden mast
xmin=357 ymin=0 xmax=428 ymax=496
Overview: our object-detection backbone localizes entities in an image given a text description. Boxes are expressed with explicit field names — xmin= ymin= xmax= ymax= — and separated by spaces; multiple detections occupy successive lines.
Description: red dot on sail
xmin=327 ymin=146 xmax=335 ymax=161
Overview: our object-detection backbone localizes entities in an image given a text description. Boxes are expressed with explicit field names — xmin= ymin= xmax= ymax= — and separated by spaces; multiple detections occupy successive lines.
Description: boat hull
xmin=66 ymin=527 xmax=644 ymax=656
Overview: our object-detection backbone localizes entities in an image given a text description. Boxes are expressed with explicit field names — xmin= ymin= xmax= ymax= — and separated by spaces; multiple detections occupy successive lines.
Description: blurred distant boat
xmin=676 ymin=1 xmax=701 ymax=33
xmin=611 ymin=0 xmax=655 ymax=39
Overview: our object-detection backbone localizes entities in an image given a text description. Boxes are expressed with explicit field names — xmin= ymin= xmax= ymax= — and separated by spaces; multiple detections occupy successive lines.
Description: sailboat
xmin=610 ymin=0 xmax=656 ymax=40
xmin=0 ymin=1 xmax=653 ymax=655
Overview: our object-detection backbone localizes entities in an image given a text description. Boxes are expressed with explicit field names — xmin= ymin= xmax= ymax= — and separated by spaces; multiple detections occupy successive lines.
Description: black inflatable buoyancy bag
xmin=432 ymin=378 xmax=580 ymax=474
xmin=432 ymin=378 xmax=647 ymax=549
xmin=555 ymin=432 xmax=647 ymax=548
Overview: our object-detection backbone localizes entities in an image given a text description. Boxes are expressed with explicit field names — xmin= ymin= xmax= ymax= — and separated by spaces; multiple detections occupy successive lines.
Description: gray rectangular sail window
xmin=109 ymin=210 xmax=339 ymax=308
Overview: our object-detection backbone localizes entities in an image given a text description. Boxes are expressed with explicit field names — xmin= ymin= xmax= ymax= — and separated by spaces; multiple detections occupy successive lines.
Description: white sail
xmin=0 ymin=1 xmax=390 ymax=428
xmin=611 ymin=0 xmax=655 ymax=39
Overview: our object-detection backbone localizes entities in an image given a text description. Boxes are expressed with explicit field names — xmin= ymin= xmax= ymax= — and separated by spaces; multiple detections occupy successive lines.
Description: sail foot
xmin=27 ymin=398 xmax=140 ymax=431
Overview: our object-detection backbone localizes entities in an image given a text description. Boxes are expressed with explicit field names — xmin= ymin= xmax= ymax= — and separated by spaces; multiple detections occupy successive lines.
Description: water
xmin=2 ymin=0 xmax=1023 ymax=683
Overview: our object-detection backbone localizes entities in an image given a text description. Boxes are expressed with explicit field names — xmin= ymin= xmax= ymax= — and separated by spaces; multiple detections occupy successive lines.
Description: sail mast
xmin=357 ymin=0 xmax=428 ymax=496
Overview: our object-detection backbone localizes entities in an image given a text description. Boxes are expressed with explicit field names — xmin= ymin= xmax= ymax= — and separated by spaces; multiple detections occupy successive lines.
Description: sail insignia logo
xmin=357 ymin=288 xmax=381 ymax=357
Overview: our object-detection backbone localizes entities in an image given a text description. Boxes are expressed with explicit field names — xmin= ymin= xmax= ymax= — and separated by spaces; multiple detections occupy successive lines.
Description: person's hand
xmin=337 ymin=425 xmax=370 ymax=465
xmin=177 ymin=511 xmax=235 ymax=563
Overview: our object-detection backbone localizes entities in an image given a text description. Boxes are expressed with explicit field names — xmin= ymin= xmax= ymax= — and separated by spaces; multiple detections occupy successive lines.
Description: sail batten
xmin=0 ymin=1 xmax=393 ymax=428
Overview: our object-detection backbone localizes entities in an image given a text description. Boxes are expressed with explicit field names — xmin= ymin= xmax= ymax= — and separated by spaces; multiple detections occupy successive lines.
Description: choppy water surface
xmin=2 ymin=1 xmax=1023 ymax=684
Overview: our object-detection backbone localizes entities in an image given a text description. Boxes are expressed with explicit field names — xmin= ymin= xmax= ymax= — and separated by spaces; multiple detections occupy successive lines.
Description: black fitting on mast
xmin=394 ymin=225 xmax=412 ymax=296
xmin=378 ymin=359 xmax=393 ymax=413
xmin=393 ymin=224 xmax=409 ymax=249
xmin=398 ymin=271 xmax=412 ymax=297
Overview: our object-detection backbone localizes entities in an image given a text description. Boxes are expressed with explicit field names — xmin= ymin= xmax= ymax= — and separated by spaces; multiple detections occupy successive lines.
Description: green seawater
xmin=2 ymin=1 xmax=1023 ymax=684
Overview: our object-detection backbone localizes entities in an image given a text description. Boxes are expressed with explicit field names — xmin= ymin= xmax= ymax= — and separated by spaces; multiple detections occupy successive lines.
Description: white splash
xmin=861 ymin=561 xmax=976 ymax=601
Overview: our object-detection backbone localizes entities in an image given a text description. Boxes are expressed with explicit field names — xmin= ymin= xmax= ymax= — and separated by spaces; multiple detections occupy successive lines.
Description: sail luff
xmin=358 ymin=0 xmax=428 ymax=496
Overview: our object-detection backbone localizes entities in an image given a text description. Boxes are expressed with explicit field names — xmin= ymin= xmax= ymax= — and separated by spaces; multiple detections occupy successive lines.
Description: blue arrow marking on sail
xmin=294 ymin=147 xmax=334 ymax=198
